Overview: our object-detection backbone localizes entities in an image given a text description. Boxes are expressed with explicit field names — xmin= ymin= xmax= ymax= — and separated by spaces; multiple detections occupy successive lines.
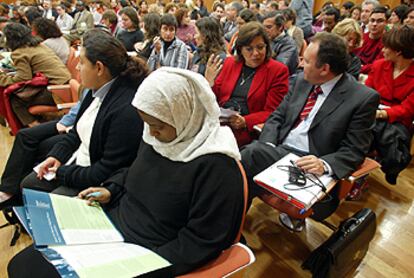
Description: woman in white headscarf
xmin=8 ymin=67 xmax=245 ymax=278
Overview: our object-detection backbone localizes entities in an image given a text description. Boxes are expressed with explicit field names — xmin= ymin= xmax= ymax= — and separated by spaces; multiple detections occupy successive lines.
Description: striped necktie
xmin=295 ymin=86 xmax=323 ymax=127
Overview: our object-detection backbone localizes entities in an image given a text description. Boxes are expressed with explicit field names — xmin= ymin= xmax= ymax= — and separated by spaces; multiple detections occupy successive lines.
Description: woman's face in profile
xmin=138 ymin=110 xmax=177 ymax=143
xmin=78 ymin=48 xmax=100 ymax=90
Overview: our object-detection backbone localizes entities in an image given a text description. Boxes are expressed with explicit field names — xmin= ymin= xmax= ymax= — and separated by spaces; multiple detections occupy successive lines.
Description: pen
xmin=86 ymin=192 xmax=102 ymax=199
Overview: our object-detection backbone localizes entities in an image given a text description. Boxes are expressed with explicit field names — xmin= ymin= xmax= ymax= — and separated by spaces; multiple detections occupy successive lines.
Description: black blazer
xmin=48 ymin=78 xmax=143 ymax=189
xmin=260 ymin=72 xmax=380 ymax=179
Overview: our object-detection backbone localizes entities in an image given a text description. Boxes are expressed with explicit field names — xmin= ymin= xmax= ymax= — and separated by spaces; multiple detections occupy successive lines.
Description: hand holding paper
xmin=35 ymin=157 xmax=61 ymax=180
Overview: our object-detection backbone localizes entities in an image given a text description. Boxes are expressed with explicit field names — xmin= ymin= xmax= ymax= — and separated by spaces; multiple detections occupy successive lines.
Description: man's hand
xmin=56 ymin=122 xmax=68 ymax=133
xmin=78 ymin=187 xmax=112 ymax=205
xmin=295 ymin=155 xmax=325 ymax=176
xmin=228 ymin=114 xmax=246 ymax=130
xmin=376 ymin=109 xmax=388 ymax=120
xmin=37 ymin=157 xmax=62 ymax=179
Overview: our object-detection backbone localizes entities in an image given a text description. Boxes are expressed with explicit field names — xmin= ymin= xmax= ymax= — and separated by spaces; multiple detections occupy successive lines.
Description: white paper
xmin=220 ymin=107 xmax=239 ymax=118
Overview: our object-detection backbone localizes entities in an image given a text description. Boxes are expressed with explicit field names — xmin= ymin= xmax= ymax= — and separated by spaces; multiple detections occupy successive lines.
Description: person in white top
xmin=56 ymin=4 xmax=74 ymax=32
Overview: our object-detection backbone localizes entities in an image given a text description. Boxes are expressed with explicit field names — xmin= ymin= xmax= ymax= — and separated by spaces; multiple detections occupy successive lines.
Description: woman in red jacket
xmin=206 ymin=22 xmax=289 ymax=147
xmin=365 ymin=25 xmax=414 ymax=184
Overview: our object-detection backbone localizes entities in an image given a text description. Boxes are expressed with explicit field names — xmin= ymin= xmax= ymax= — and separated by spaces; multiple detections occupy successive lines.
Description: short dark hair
xmin=25 ymin=6 xmax=43 ymax=25
xmin=392 ymin=5 xmax=409 ymax=23
xmin=229 ymin=1 xmax=244 ymax=15
xmin=382 ymin=24 xmax=414 ymax=59
xmin=235 ymin=21 xmax=272 ymax=63
xmin=342 ymin=1 xmax=355 ymax=10
xmin=370 ymin=6 xmax=388 ymax=17
xmin=4 ymin=22 xmax=42 ymax=50
xmin=239 ymin=8 xmax=256 ymax=23
xmin=119 ymin=7 xmax=140 ymax=29
xmin=32 ymin=18 xmax=62 ymax=39
xmin=102 ymin=10 xmax=118 ymax=25
xmin=213 ymin=2 xmax=225 ymax=11
xmin=283 ymin=8 xmax=297 ymax=25
xmin=160 ymin=13 xmax=177 ymax=28
xmin=263 ymin=11 xmax=286 ymax=27
xmin=82 ymin=29 xmax=149 ymax=84
xmin=311 ymin=32 xmax=349 ymax=75
xmin=325 ymin=7 xmax=340 ymax=22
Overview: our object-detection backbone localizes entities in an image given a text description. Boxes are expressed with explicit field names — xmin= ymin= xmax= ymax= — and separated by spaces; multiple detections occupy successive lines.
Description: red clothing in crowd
xmin=365 ymin=59 xmax=414 ymax=129
xmin=353 ymin=33 xmax=384 ymax=74
xmin=212 ymin=57 xmax=289 ymax=146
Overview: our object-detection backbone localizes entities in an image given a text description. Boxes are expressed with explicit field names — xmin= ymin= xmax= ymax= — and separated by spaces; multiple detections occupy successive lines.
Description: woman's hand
xmin=56 ymin=122 xmax=68 ymax=134
xmin=205 ymin=54 xmax=223 ymax=87
xmin=376 ymin=109 xmax=388 ymax=120
xmin=153 ymin=36 xmax=162 ymax=54
xmin=78 ymin=187 xmax=112 ymax=205
xmin=37 ymin=157 xmax=61 ymax=179
xmin=228 ymin=114 xmax=246 ymax=130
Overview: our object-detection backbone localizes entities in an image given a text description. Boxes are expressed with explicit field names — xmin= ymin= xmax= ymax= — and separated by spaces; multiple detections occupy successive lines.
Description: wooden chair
xmin=27 ymin=47 xmax=81 ymax=116
xmin=252 ymin=123 xmax=381 ymax=221
xmin=178 ymin=161 xmax=256 ymax=278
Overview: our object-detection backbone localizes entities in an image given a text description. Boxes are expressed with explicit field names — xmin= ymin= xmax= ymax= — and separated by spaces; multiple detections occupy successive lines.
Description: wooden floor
xmin=0 ymin=124 xmax=413 ymax=277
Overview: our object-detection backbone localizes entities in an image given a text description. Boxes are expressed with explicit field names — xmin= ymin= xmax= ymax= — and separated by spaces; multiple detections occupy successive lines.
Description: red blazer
xmin=365 ymin=59 xmax=414 ymax=129
xmin=213 ymin=57 xmax=289 ymax=146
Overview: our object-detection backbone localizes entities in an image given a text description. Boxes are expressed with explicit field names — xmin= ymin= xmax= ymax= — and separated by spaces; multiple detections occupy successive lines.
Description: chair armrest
xmin=47 ymin=84 xmax=71 ymax=91
xmin=347 ymin=158 xmax=380 ymax=182
xmin=177 ymin=243 xmax=255 ymax=278
xmin=57 ymin=102 xmax=77 ymax=110
xmin=28 ymin=105 xmax=58 ymax=115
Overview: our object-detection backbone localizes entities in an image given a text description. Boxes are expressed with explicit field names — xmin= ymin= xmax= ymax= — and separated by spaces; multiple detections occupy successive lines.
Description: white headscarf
xmin=131 ymin=67 xmax=241 ymax=162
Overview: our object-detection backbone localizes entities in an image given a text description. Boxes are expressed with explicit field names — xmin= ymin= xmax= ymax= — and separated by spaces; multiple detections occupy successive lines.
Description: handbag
xmin=302 ymin=208 xmax=376 ymax=278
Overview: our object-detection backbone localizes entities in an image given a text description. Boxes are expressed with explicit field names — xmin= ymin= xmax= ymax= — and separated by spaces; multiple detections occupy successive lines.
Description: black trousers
xmin=0 ymin=121 xmax=64 ymax=195
xmin=241 ymin=140 xmax=339 ymax=221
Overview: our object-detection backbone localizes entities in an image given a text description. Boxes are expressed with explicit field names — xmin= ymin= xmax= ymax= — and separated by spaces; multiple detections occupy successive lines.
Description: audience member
xmin=360 ymin=0 xmax=379 ymax=33
xmin=55 ymin=4 xmax=74 ymax=32
xmin=207 ymin=22 xmax=289 ymax=146
xmin=321 ymin=6 xmax=340 ymax=32
xmin=164 ymin=2 xmax=177 ymax=14
xmin=175 ymin=7 xmax=196 ymax=47
xmin=283 ymin=8 xmax=304 ymax=52
xmin=24 ymin=6 xmax=43 ymax=26
xmin=228 ymin=8 xmax=257 ymax=54
xmin=340 ymin=1 xmax=355 ymax=19
xmin=223 ymin=1 xmax=244 ymax=42
xmin=191 ymin=17 xmax=226 ymax=75
xmin=69 ymin=1 xmax=94 ymax=37
xmin=10 ymin=6 xmax=28 ymax=26
xmin=135 ymin=12 xmax=161 ymax=60
xmin=100 ymin=10 xmax=118 ymax=35
xmin=263 ymin=11 xmax=299 ymax=75
xmin=388 ymin=5 xmax=409 ymax=27
xmin=147 ymin=14 xmax=189 ymax=71
xmin=8 ymin=67 xmax=245 ymax=278
xmin=41 ymin=0 xmax=58 ymax=20
xmin=194 ymin=0 xmax=209 ymax=17
xmin=241 ymin=32 xmax=379 ymax=231
xmin=116 ymin=7 xmax=144 ymax=52
xmin=289 ymin=0 xmax=313 ymax=39
xmin=351 ymin=5 xmax=362 ymax=22
xmin=210 ymin=2 xmax=225 ymax=21
xmin=365 ymin=25 xmax=414 ymax=184
xmin=354 ymin=6 xmax=387 ymax=74
xmin=19 ymin=29 xmax=147 ymax=196
xmin=138 ymin=0 xmax=149 ymax=17
xmin=405 ymin=7 xmax=414 ymax=26
xmin=32 ymin=18 xmax=71 ymax=64
xmin=332 ymin=18 xmax=363 ymax=80
xmin=0 ymin=23 xmax=71 ymax=128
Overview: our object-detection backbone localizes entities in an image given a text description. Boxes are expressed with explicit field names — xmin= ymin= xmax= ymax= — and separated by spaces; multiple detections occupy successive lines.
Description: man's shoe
xmin=0 ymin=195 xmax=22 ymax=211
xmin=279 ymin=213 xmax=305 ymax=232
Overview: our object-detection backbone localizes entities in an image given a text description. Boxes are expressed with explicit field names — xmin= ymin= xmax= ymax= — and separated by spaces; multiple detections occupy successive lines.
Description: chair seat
xmin=178 ymin=243 xmax=255 ymax=278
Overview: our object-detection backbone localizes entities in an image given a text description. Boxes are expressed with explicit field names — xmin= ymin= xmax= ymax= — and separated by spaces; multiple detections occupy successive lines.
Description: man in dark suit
xmin=241 ymin=32 xmax=379 ymax=230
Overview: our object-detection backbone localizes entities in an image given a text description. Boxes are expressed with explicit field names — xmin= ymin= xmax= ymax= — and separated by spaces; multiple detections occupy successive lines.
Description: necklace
xmin=240 ymin=70 xmax=256 ymax=86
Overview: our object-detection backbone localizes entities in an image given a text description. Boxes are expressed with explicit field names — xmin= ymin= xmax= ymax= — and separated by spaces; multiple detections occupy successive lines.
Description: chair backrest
xmin=66 ymin=47 xmax=81 ymax=82
xmin=235 ymin=160 xmax=249 ymax=244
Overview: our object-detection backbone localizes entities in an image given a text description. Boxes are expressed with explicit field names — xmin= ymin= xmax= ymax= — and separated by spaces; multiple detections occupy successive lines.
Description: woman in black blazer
xmin=19 ymin=29 xmax=148 ymax=196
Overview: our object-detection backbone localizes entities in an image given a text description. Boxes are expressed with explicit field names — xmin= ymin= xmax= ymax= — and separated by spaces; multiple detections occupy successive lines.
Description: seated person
xmin=116 ymin=7 xmax=144 ymax=52
xmin=147 ymin=14 xmax=189 ymax=71
xmin=206 ymin=22 xmax=289 ymax=147
xmin=353 ymin=6 xmax=387 ymax=74
xmin=332 ymin=18 xmax=363 ymax=80
xmin=191 ymin=17 xmax=227 ymax=76
xmin=134 ymin=13 xmax=161 ymax=61
xmin=31 ymin=18 xmax=71 ymax=64
xmin=365 ymin=25 xmax=414 ymax=184
xmin=223 ymin=2 xmax=244 ymax=42
xmin=241 ymin=32 xmax=379 ymax=231
xmin=263 ymin=11 xmax=299 ymax=75
xmin=0 ymin=92 xmax=85 ymax=209
xmin=227 ymin=8 xmax=257 ymax=55
xmin=175 ymin=7 xmax=196 ymax=48
xmin=0 ymin=23 xmax=71 ymax=128
xmin=8 ymin=67 xmax=245 ymax=277
xmin=404 ymin=7 xmax=414 ymax=26
xmin=19 ymin=29 xmax=147 ymax=197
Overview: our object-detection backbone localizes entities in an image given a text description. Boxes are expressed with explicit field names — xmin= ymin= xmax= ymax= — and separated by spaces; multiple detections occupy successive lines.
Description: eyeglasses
xmin=369 ymin=18 xmax=386 ymax=23
xmin=243 ymin=44 xmax=267 ymax=54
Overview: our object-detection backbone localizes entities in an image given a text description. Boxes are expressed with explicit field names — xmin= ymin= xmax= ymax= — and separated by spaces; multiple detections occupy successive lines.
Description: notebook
xmin=253 ymin=153 xmax=336 ymax=211
xmin=15 ymin=189 xmax=171 ymax=278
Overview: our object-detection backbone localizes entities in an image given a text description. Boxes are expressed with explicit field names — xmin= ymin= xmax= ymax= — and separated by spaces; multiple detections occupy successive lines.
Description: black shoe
xmin=0 ymin=194 xmax=22 ymax=211
xmin=385 ymin=173 xmax=397 ymax=185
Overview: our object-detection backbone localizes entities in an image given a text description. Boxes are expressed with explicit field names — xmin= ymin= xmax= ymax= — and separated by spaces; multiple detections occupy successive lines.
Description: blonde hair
xmin=332 ymin=18 xmax=363 ymax=48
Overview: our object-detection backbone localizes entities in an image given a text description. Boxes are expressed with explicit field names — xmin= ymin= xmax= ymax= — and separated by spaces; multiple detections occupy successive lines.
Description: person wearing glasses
xmin=353 ymin=6 xmax=387 ymax=74
xmin=206 ymin=22 xmax=289 ymax=147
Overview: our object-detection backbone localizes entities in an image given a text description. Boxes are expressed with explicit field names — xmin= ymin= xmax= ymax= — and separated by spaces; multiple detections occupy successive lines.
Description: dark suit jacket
xmin=213 ymin=57 xmax=289 ymax=146
xmin=48 ymin=78 xmax=143 ymax=189
xmin=260 ymin=72 xmax=380 ymax=179
xmin=271 ymin=32 xmax=299 ymax=76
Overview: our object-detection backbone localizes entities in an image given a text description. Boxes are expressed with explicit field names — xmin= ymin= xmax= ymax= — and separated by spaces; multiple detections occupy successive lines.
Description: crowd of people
xmin=0 ymin=0 xmax=413 ymax=276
